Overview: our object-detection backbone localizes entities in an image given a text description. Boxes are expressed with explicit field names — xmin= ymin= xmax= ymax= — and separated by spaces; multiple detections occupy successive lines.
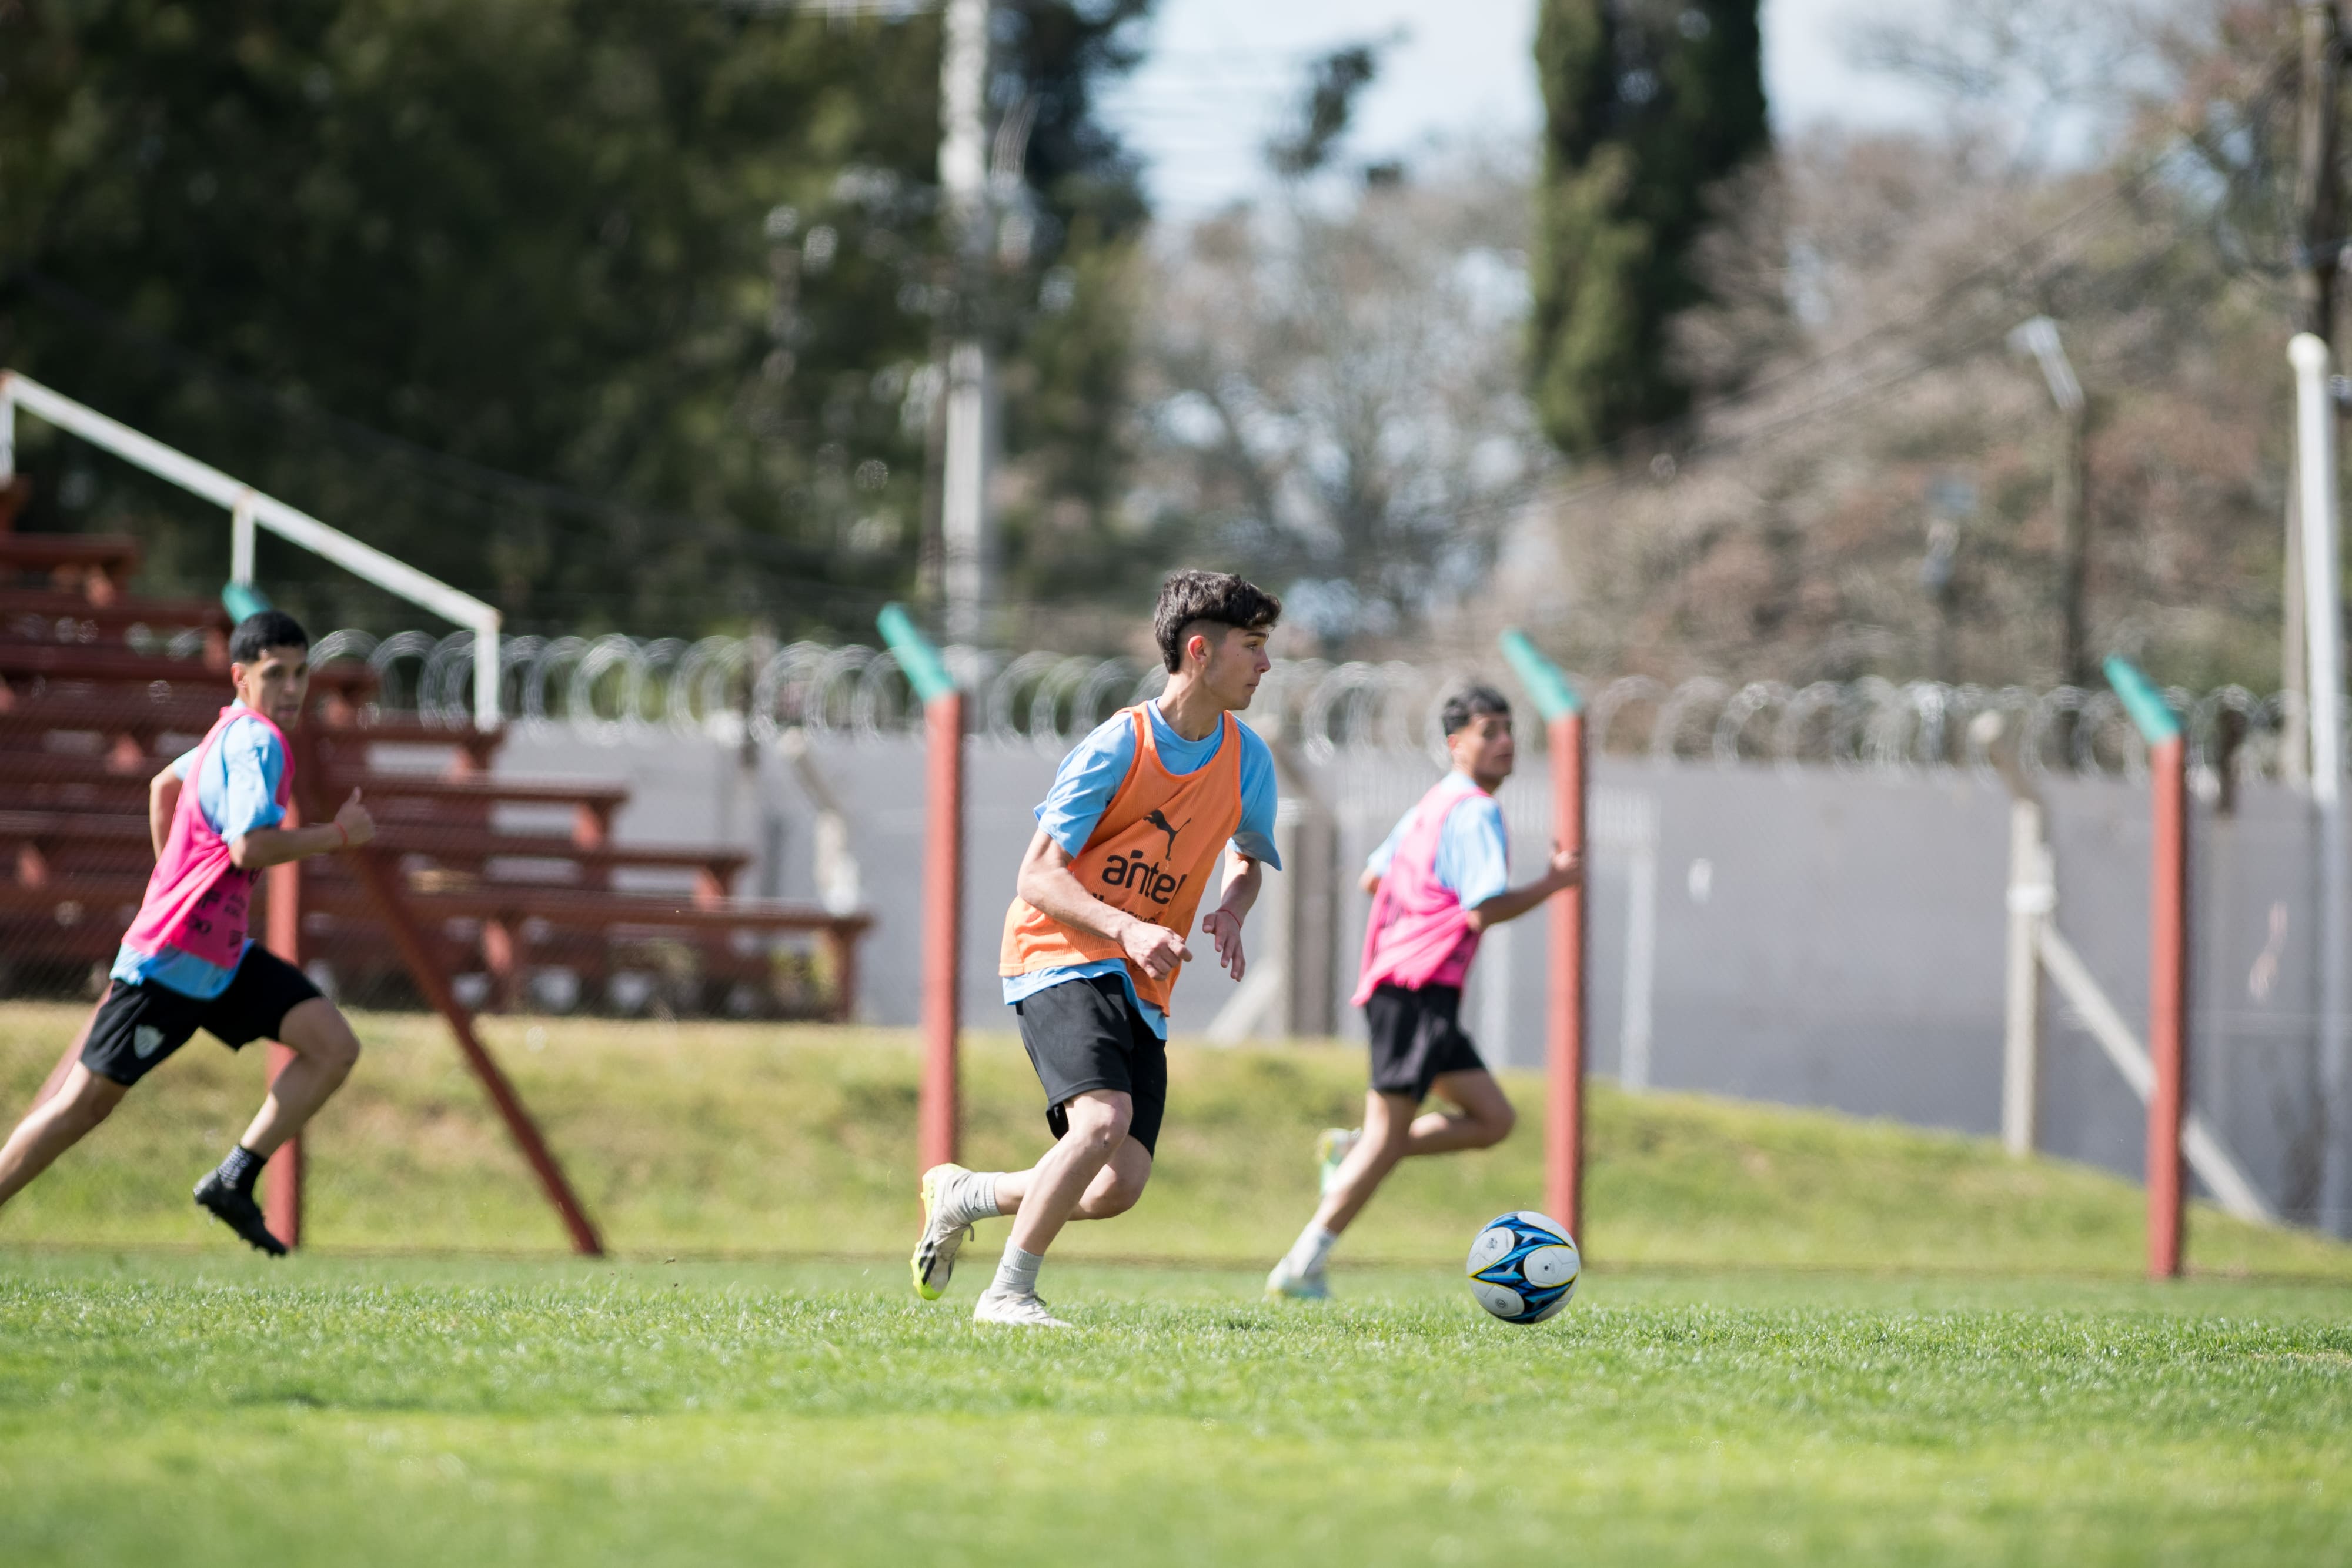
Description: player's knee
xmin=1091 ymin=1170 xmax=1146 ymax=1217
xmin=1473 ymin=1101 xmax=1516 ymax=1148
xmin=1061 ymin=1095 xmax=1131 ymax=1152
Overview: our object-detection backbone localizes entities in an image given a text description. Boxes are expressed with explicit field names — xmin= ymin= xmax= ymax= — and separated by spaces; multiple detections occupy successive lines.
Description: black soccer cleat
xmin=192 ymin=1170 xmax=289 ymax=1257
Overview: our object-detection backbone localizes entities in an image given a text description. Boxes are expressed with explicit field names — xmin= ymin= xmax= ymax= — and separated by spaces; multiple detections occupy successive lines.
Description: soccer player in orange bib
xmin=910 ymin=571 xmax=1284 ymax=1327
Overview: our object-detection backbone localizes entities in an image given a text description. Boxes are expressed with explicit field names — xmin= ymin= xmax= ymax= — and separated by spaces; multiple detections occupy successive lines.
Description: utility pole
xmin=937 ymin=0 xmax=994 ymax=647
xmin=2010 ymin=317 xmax=2089 ymax=686
xmin=2287 ymin=0 xmax=2342 ymax=788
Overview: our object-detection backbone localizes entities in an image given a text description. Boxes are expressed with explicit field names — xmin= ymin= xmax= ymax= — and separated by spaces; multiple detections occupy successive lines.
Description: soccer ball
xmin=1465 ymin=1210 xmax=1580 ymax=1324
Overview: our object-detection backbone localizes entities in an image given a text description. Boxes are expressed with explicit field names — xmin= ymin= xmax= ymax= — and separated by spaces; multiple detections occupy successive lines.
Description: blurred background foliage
xmin=0 ymin=0 xmax=2334 ymax=691
xmin=0 ymin=0 xmax=1152 ymax=637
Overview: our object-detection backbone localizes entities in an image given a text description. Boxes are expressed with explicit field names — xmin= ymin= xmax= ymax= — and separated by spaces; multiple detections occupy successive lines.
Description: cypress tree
xmin=1529 ymin=1 xmax=1769 ymax=456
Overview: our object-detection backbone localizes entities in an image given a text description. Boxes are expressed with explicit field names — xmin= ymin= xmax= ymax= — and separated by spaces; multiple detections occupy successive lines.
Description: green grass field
xmin=4 ymin=1004 xmax=2350 ymax=1563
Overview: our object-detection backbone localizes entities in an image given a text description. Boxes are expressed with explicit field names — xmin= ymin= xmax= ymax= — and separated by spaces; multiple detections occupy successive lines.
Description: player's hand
xmin=1201 ymin=908 xmax=1247 ymax=981
xmin=1121 ymin=919 xmax=1191 ymax=981
xmin=333 ymin=788 xmax=376 ymax=850
xmin=1548 ymin=841 xmax=1581 ymax=888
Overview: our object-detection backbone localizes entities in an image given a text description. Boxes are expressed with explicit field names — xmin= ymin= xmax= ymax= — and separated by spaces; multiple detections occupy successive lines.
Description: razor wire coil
xmin=318 ymin=628 xmax=2337 ymax=783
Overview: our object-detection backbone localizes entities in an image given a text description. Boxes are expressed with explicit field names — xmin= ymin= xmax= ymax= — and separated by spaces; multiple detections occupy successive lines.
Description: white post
xmin=230 ymin=492 xmax=256 ymax=586
xmin=473 ymin=615 xmax=502 ymax=730
xmin=2002 ymin=797 xmax=2052 ymax=1157
xmin=0 ymin=372 xmax=16 ymax=480
xmin=2293 ymin=334 xmax=2346 ymax=803
xmin=2291 ymin=330 xmax=2352 ymax=1232
xmin=938 ymin=0 xmax=993 ymax=647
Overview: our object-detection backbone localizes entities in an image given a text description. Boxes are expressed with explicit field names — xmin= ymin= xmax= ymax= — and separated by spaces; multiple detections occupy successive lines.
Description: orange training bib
xmin=998 ymin=706 xmax=1246 ymax=1015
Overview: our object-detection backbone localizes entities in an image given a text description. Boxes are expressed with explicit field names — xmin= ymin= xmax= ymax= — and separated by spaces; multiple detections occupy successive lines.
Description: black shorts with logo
xmin=1014 ymin=971 xmax=1168 ymax=1158
xmin=1365 ymin=982 xmax=1488 ymax=1102
xmin=79 ymin=947 xmax=322 ymax=1087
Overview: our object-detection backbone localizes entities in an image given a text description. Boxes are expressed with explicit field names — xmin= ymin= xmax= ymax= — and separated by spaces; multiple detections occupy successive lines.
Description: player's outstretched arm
xmin=1462 ymin=841 xmax=1582 ymax=933
xmin=1014 ymin=826 xmax=1191 ymax=980
xmin=228 ymin=789 xmax=376 ymax=871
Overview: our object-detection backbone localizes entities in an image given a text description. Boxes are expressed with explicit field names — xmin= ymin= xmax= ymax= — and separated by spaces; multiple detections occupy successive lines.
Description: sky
xmin=1097 ymin=0 xmax=1939 ymax=216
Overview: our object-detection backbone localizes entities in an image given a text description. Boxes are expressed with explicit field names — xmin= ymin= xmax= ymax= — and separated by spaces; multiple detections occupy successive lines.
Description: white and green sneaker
xmin=972 ymin=1289 xmax=1071 ymax=1328
xmin=911 ymin=1163 xmax=978 ymax=1301
xmin=1316 ymin=1127 xmax=1362 ymax=1196
xmin=1265 ymin=1258 xmax=1331 ymax=1302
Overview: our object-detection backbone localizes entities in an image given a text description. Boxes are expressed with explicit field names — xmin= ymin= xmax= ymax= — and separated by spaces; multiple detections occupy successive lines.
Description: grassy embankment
xmin=0 ymin=1001 xmax=2344 ymax=1279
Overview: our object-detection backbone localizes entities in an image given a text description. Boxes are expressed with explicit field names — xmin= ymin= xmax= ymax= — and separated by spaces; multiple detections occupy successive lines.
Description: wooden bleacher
xmin=0 ymin=523 xmax=867 ymax=1019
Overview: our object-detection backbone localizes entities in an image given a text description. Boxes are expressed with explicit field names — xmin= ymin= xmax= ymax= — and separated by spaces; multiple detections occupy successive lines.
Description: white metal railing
xmin=0 ymin=370 xmax=502 ymax=726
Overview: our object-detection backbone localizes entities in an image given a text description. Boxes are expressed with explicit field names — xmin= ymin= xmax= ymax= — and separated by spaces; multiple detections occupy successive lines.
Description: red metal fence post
xmin=1549 ymin=710 xmax=1589 ymax=1238
xmin=2107 ymin=655 xmax=2187 ymax=1280
xmin=2147 ymin=733 xmax=2189 ymax=1279
xmin=879 ymin=604 xmax=966 ymax=1178
xmin=263 ymin=803 xmax=305 ymax=1250
xmin=920 ymin=690 xmax=965 ymax=1172
xmin=1500 ymin=629 xmax=1588 ymax=1241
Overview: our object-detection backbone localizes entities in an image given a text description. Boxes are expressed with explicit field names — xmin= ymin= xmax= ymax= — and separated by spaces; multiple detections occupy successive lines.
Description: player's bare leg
xmin=193 ymin=998 xmax=362 ymax=1255
xmin=232 ymin=998 xmax=362 ymax=1158
xmin=913 ymin=1095 xmax=1149 ymax=1305
xmin=970 ymin=1089 xmax=1143 ymax=1327
xmin=0 ymin=1065 xmax=129 ymax=1211
xmin=1271 ymin=1071 xmax=1515 ymax=1299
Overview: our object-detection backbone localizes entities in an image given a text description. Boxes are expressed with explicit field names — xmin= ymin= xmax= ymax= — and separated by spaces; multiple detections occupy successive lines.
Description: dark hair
xmin=229 ymin=610 xmax=310 ymax=665
xmin=1152 ymin=570 xmax=1282 ymax=673
xmin=1441 ymin=684 xmax=1512 ymax=736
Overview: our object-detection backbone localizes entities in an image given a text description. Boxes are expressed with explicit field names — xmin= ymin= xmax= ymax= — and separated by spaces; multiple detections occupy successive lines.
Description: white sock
xmin=991 ymin=1243 xmax=1044 ymax=1298
xmin=954 ymin=1171 xmax=1003 ymax=1223
xmin=1284 ymin=1224 xmax=1339 ymax=1277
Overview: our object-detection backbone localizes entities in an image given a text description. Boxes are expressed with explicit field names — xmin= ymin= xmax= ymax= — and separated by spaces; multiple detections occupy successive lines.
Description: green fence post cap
xmin=2102 ymin=654 xmax=2181 ymax=745
xmin=1499 ymin=628 xmax=1582 ymax=721
xmin=877 ymin=603 xmax=957 ymax=705
xmin=220 ymin=581 xmax=273 ymax=623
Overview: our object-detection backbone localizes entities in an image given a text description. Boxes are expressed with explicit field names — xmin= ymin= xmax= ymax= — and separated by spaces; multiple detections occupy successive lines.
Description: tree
xmin=1528 ymin=0 xmax=1769 ymax=457
xmin=1133 ymin=155 xmax=1546 ymax=650
xmin=0 ymin=0 xmax=1151 ymax=639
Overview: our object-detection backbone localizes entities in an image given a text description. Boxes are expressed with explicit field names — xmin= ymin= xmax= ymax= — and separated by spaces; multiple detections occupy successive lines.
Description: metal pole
xmin=2291 ymin=333 xmax=2350 ymax=1233
xmin=473 ymin=614 xmax=503 ymax=730
xmin=263 ymin=803 xmax=305 ymax=1250
xmin=2010 ymin=317 xmax=2090 ymax=685
xmin=1 ymin=372 xmax=16 ymax=479
xmin=231 ymin=493 xmax=256 ymax=586
xmin=2146 ymin=733 xmax=2189 ymax=1279
xmin=920 ymin=690 xmax=965 ymax=1170
xmin=937 ymin=0 xmax=993 ymax=646
xmin=1547 ymin=711 xmax=1588 ymax=1236
xmin=2002 ymin=796 xmax=2050 ymax=1158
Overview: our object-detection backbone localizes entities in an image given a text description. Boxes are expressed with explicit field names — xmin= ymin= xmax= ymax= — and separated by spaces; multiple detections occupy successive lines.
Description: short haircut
xmin=229 ymin=610 xmax=310 ymax=665
xmin=1442 ymin=684 xmax=1512 ymax=736
xmin=1152 ymin=570 xmax=1282 ymax=673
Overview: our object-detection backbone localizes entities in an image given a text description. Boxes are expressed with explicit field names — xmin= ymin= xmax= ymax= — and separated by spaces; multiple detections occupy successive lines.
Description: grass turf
xmin=5 ymin=1004 xmax=2351 ymax=1562
xmin=3 ymin=1252 xmax=2350 ymax=1566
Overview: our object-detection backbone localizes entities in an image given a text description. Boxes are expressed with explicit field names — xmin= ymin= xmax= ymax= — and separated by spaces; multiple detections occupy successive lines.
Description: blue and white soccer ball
xmin=1465 ymin=1210 xmax=1580 ymax=1324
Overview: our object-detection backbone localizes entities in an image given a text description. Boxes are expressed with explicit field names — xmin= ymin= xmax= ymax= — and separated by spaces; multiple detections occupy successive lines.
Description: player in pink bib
xmin=0 ymin=611 xmax=377 ymax=1255
xmin=1266 ymin=685 xmax=1581 ymax=1300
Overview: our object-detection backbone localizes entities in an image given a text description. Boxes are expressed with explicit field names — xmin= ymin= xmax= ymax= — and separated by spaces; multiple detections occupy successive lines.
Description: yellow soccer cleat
xmin=911 ymin=1162 xmax=977 ymax=1301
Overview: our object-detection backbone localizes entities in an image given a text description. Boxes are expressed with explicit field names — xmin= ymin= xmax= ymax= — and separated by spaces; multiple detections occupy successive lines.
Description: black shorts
xmin=1014 ymin=972 xmax=1168 ymax=1158
xmin=80 ymin=947 xmax=322 ymax=1087
xmin=1365 ymin=982 xmax=1488 ymax=1102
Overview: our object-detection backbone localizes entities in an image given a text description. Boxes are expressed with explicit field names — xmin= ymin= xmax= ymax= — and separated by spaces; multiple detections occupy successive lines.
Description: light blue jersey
xmin=1365 ymin=771 xmax=1510 ymax=910
xmin=1004 ymin=702 xmax=1283 ymax=1038
xmin=110 ymin=706 xmax=288 ymax=1000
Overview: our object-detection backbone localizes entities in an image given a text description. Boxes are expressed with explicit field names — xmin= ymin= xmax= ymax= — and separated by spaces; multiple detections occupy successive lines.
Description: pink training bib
xmin=1350 ymin=777 xmax=1496 ymax=1007
xmin=118 ymin=706 xmax=293 ymax=972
